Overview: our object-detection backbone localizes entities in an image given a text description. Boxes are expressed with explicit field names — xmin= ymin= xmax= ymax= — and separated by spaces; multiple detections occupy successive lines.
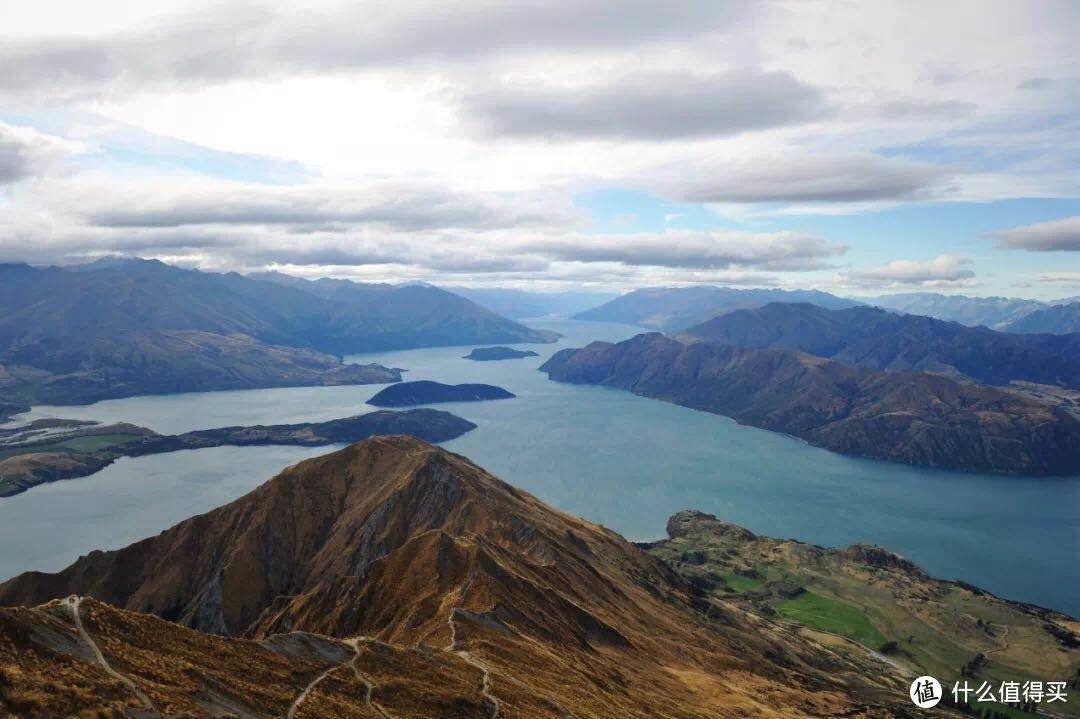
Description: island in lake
xmin=0 ymin=409 xmax=475 ymax=497
xmin=463 ymin=346 xmax=540 ymax=361
xmin=367 ymin=379 xmax=515 ymax=407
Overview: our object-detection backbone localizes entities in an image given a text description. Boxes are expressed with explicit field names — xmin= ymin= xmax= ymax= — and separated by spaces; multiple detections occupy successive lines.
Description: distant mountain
xmin=0 ymin=436 xmax=923 ymax=716
xmin=573 ymin=286 xmax=859 ymax=331
xmin=1002 ymin=302 xmax=1080 ymax=334
xmin=855 ymin=292 xmax=1045 ymax=329
xmin=0 ymin=329 xmax=400 ymax=407
xmin=0 ymin=259 xmax=553 ymax=407
xmin=685 ymin=303 xmax=1080 ymax=388
xmin=247 ymin=271 xmax=559 ymax=352
xmin=542 ymin=333 xmax=1080 ymax=475
xmin=443 ymin=286 xmax=619 ymax=319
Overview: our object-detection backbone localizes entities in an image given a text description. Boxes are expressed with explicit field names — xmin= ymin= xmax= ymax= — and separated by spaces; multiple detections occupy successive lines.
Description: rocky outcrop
xmin=541 ymin=333 xmax=1080 ymax=475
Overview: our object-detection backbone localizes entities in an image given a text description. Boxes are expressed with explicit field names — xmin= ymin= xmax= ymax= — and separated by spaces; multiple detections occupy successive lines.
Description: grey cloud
xmin=660 ymin=153 xmax=948 ymax=203
xmin=874 ymin=99 xmax=975 ymax=120
xmin=990 ymin=215 xmax=1080 ymax=251
xmin=0 ymin=122 xmax=77 ymax=185
xmin=466 ymin=71 xmax=826 ymax=140
xmin=520 ymin=230 xmax=846 ymax=270
xmin=0 ymin=1 xmax=750 ymax=99
xmin=1017 ymin=77 xmax=1053 ymax=90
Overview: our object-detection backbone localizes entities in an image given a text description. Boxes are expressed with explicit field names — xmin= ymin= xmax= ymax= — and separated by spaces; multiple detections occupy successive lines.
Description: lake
xmin=2 ymin=318 xmax=1078 ymax=615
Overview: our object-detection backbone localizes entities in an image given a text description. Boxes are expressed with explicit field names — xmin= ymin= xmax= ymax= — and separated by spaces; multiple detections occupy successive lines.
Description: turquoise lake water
xmin=2 ymin=318 xmax=1077 ymax=615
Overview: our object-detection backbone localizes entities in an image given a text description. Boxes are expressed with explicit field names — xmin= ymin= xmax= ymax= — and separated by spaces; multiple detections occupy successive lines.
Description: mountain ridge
xmin=684 ymin=302 xmax=1080 ymax=388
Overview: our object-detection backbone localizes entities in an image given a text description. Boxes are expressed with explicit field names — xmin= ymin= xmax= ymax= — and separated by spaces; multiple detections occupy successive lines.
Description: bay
xmin=2 ymin=318 xmax=1077 ymax=615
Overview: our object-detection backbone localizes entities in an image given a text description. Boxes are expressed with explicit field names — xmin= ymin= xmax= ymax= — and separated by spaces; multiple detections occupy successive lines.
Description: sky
xmin=0 ymin=0 xmax=1077 ymax=298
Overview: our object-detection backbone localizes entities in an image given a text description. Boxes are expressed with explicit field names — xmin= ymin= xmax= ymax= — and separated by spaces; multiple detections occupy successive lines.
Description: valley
xmin=1 ymin=319 xmax=1077 ymax=619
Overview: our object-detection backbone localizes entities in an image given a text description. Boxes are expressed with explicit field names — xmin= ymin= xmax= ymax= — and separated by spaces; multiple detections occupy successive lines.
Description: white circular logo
xmin=910 ymin=676 xmax=942 ymax=708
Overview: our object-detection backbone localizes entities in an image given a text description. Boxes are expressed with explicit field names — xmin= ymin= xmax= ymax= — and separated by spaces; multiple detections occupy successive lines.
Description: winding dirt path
xmin=286 ymin=662 xmax=341 ymax=719
xmin=64 ymin=596 xmax=158 ymax=715
xmin=286 ymin=635 xmax=393 ymax=719
xmin=445 ymin=573 xmax=501 ymax=719
xmin=345 ymin=638 xmax=392 ymax=719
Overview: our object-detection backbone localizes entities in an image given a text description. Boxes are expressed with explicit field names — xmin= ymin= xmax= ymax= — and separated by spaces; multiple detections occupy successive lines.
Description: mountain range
xmin=578 ymin=287 xmax=1080 ymax=336
xmin=541 ymin=332 xmax=1080 ymax=475
xmin=573 ymin=286 xmax=860 ymax=331
xmin=855 ymin=292 xmax=1048 ymax=330
xmin=0 ymin=259 xmax=553 ymax=408
xmin=1003 ymin=302 xmax=1080 ymax=334
xmin=0 ymin=435 xmax=935 ymax=717
xmin=685 ymin=302 xmax=1080 ymax=388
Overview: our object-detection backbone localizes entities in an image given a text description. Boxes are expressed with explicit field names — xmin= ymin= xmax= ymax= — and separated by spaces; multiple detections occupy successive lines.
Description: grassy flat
xmin=775 ymin=591 xmax=886 ymax=649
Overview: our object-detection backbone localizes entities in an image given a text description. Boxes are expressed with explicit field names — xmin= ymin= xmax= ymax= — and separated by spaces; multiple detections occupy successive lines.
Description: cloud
xmin=656 ymin=153 xmax=949 ymax=204
xmin=989 ymin=216 xmax=1080 ymax=251
xmin=68 ymin=179 xmax=577 ymax=233
xmin=0 ymin=122 xmax=81 ymax=185
xmin=0 ymin=1 xmax=750 ymax=100
xmin=836 ymin=254 xmax=976 ymax=288
xmin=519 ymin=229 xmax=846 ymax=271
xmin=465 ymin=70 xmax=826 ymax=140
xmin=1017 ymin=77 xmax=1053 ymax=91
xmin=1036 ymin=271 xmax=1080 ymax=287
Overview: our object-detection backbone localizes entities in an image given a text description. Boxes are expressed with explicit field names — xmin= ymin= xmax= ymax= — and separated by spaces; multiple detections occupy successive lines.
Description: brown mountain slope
xmin=0 ymin=437 xmax=943 ymax=717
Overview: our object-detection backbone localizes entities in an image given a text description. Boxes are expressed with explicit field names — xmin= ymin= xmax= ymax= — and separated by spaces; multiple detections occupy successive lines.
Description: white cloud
xmin=519 ymin=229 xmax=846 ymax=271
xmin=990 ymin=215 xmax=1080 ymax=251
xmin=835 ymin=254 xmax=977 ymax=288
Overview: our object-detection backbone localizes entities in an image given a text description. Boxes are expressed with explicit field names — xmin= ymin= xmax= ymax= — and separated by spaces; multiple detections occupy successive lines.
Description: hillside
xmin=0 ymin=436 xmax=926 ymax=717
xmin=685 ymin=303 xmax=1080 ymax=388
xmin=1004 ymin=302 xmax=1080 ymax=334
xmin=0 ymin=259 xmax=553 ymax=407
xmin=574 ymin=285 xmax=859 ymax=331
xmin=0 ymin=329 xmax=401 ymax=407
xmin=541 ymin=333 xmax=1080 ymax=475
xmin=648 ymin=511 xmax=1079 ymax=715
